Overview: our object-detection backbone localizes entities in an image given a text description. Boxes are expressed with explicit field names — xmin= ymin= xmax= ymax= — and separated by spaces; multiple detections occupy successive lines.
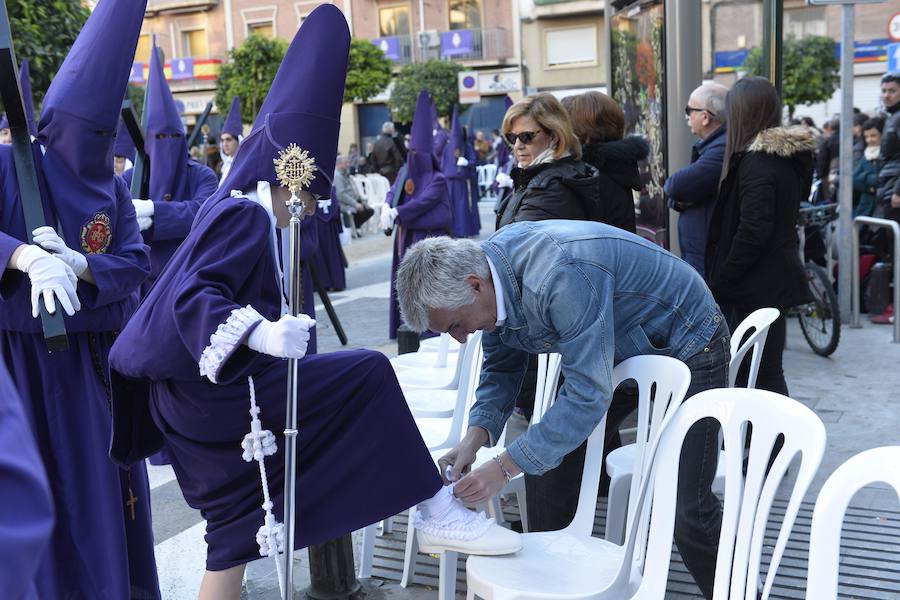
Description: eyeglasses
xmin=504 ymin=130 xmax=543 ymax=146
xmin=685 ymin=106 xmax=715 ymax=118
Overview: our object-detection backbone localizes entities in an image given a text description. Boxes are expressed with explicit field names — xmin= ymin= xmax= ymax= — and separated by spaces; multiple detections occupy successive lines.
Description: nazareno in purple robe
xmin=388 ymin=91 xmax=453 ymax=338
xmin=0 ymin=2 xmax=159 ymax=596
xmin=0 ymin=361 xmax=54 ymax=600
xmin=311 ymin=196 xmax=346 ymax=291
xmin=442 ymin=105 xmax=478 ymax=238
xmin=107 ymin=5 xmax=441 ymax=571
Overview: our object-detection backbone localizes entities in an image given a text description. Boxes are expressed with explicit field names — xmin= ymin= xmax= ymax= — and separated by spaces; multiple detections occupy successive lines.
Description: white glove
xmin=31 ymin=227 xmax=88 ymax=276
xmin=495 ymin=172 xmax=513 ymax=188
xmin=246 ymin=314 xmax=316 ymax=359
xmin=13 ymin=245 xmax=80 ymax=318
xmin=380 ymin=205 xmax=398 ymax=230
xmin=137 ymin=216 xmax=153 ymax=231
xmin=132 ymin=199 xmax=154 ymax=218
xmin=456 ymin=156 xmax=469 ymax=167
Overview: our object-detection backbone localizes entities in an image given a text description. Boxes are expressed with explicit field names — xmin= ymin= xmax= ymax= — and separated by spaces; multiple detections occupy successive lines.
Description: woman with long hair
xmin=706 ymin=76 xmax=815 ymax=395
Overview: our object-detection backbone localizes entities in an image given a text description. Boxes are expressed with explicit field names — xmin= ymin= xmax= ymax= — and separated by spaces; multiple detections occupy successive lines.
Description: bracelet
xmin=492 ymin=455 xmax=512 ymax=484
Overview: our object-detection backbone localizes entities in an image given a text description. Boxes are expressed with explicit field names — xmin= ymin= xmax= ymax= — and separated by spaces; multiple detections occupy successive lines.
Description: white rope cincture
xmin=242 ymin=376 xmax=285 ymax=594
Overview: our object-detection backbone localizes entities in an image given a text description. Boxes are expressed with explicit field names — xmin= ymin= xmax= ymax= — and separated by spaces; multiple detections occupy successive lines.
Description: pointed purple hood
xmin=203 ymin=4 xmax=349 ymax=219
xmin=405 ymin=90 xmax=440 ymax=192
xmin=0 ymin=113 xmax=7 ymax=130
xmin=145 ymin=39 xmax=191 ymax=202
xmin=221 ymin=96 xmax=242 ymax=139
xmin=35 ymin=0 xmax=147 ymax=247
xmin=19 ymin=59 xmax=36 ymax=137
xmin=113 ymin=117 xmax=136 ymax=160
xmin=429 ymin=94 xmax=448 ymax=158
xmin=441 ymin=104 xmax=465 ymax=169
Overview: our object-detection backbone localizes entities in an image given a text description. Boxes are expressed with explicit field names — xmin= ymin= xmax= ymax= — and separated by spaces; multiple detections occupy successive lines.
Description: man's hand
xmin=438 ymin=426 xmax=489 ymax=483
xmin=452 ymin=460 xmax=507 ymax=504
xmin=891 ymin=193 xmax=900 ymax=209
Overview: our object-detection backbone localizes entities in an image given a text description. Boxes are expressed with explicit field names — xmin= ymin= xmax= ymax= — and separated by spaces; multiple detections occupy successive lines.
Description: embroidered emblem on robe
xmin=81 ymin=212 xmax=112 ymax=254
xmin=404 ymin=179 xmax=415 ymax=196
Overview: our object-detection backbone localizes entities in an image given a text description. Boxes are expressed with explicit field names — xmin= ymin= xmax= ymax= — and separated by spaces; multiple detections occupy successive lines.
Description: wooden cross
xmin=126 ymin=487 xmax=138 ymax=521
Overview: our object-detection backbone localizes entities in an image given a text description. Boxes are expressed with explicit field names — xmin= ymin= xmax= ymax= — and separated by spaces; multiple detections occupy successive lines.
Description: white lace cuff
xmin=199 ymin=305 xmax=265 ymax=384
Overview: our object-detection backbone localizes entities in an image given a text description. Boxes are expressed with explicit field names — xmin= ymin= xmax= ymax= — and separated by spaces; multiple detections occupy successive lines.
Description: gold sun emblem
xmin=273 ymin=143 xmax=317 ymax=194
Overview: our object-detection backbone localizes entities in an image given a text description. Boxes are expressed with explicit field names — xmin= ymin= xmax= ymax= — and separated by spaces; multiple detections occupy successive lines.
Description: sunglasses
xmin=504 ymin=130 xmax=543 ymax=145
xmin=685 ymin=106 xmax=715 ymax=118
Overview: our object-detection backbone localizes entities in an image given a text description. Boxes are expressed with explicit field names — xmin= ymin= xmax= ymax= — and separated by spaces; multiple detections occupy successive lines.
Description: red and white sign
xmin=458 ymin=71 xmax=481 ymax=104
xmin=890 ymin=12 xmax=900 ymax=42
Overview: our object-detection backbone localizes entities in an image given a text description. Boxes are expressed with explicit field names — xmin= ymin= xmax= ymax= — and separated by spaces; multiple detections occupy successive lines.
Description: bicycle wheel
xmin=798 ymin=263 xmax=840 ymax=356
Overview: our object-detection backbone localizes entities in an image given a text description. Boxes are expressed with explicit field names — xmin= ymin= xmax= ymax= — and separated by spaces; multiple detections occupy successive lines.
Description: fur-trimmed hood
xmin=748 ymin=125 xmax=818 ymax=157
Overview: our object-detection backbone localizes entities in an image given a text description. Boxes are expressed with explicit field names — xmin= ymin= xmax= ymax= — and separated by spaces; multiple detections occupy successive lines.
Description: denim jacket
xmin=468 ymin=220 xmax=722 ymax=475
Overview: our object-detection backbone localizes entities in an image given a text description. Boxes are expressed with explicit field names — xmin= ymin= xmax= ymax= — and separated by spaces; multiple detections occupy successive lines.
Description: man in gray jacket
xmin=334 ymin=155 xmax=374 ymax=231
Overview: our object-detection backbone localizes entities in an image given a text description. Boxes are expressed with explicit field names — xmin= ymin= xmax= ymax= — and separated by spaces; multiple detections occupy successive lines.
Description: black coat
xmin=581 ymin=136 xmax=649 ymax=234
xmin=495 ymin=156 xmax=602 ymax=229
xmin=706 ymin=126 xmax=816 ymax=310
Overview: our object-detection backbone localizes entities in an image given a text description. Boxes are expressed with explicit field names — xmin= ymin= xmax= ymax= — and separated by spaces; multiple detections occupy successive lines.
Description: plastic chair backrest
xmin=531 ymin=353 xmax=562 ymax=426
xmin=805 ymin=446 xmax=900 ymax=599
xmin=351 ymin=174 xmax=368 ymax=198
xmin=562 ymin=355 xmax=692 ymax=538
xmin=437 ymin=331 xmax=484 ymax=449
xmin=635 ymin=388 xmax=826 ymax=600
xmin=729 ymin=308 xmax=780 ymax=388
xmin=432 ymin=333 xmax=451 ymax=368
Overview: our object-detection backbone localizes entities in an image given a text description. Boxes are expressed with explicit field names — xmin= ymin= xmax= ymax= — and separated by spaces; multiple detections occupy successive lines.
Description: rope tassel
xmin=243 ymin=376 xmax=286 ymax=592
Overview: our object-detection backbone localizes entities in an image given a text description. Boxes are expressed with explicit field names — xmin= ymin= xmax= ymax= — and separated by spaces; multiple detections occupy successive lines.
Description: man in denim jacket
xmin=396 ymin=220 xmax=729 ymax=600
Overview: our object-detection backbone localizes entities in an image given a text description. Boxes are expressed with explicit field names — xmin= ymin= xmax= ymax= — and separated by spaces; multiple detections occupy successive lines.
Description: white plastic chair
xmin=392 ymin=337 xmax=469 ymax=391
xmin=405 ymin=334 xmax=483 ymax=420
xmin=632 ymin=388 xmax=826 ymax=600
xmin=806 ymin=446 xmax=900 ymax=599
xmin=419 ymin=334 xmax=461 ymax=354
xmin=358 ymin=333 xmax=484 ymax=581
xmin=392 ymin=333 xmax=457 ymax=370
xmin=465 ymin=355 xmax=692 ymax=600
xmin=477 ymin=164 xmax=498 ymax=199
xmin=605 ymin=308 xmax=781 ymax=543
xmin=400 ymin=353 xmax=565 ymax=600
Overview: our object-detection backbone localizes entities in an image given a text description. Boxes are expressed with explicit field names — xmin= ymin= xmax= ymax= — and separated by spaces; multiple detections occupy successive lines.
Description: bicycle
xmin=795 ymin=203 xmax=840 ymax=356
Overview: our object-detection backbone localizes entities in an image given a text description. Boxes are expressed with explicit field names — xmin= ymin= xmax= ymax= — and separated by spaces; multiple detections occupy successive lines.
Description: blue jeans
xmin=523 ymin=320 xmax=730 ymax=600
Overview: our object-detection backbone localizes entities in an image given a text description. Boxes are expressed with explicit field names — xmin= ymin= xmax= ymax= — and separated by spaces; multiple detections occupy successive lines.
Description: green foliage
xmin=389 ymin=59 xmax=463 ymax=124
xmin=742 ymin=35 xmax=839 ymax=118
xmin=345 ymin=38 xmax=392 ymax=104
xmin=127 ymin=84 xmax=145 ymax=119
xmin=5 ymin=0 xmax=90 ymax=110
xmin=214 ymin=34 xmax=288 ymax=124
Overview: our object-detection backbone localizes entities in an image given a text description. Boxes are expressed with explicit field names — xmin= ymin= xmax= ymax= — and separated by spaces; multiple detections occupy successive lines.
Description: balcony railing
xmin=145 ymin=0 xmax=217 ymax=13
xmin=372 ymin=28 xmax=510 ymax=65
xmin=129 ymin=57 xmax=223 ymax=85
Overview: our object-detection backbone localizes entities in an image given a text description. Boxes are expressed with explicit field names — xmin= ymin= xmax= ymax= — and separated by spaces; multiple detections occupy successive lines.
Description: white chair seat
xmin=419 ymin=336 xmax=461 ymax=353
xmin=393 ymin=350 xmax=459 ymax=370
xmin=417 ymin=417 xmax=454 ymax=450
xmin=394 ymin=365 xmax=457 ymax=390
xmin=466 ymin=532 xmax=634 ymax=600
xmin=405 ymin=388 xmax=457 ymax=418
xmin=605 ymin=443 xmax=635 ymax=478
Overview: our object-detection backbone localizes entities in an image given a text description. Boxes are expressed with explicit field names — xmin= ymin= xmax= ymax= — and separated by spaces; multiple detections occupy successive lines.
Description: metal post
xmin=283 ymin=203 xmax=304 ymax=599
xmin=851 ymin=216 xmax=900 ymax=343
xmin=837 ymin=4 xmax=855 ymax=324
xmin=761 ymin=0 xmax=784 ymax=92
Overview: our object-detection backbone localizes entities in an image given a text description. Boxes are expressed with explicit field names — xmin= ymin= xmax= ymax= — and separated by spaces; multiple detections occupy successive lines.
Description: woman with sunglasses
xmin=495 ymin=93 xmax=600 ymax=229
xmin=562 ymin=91 xmax=646 ymax=234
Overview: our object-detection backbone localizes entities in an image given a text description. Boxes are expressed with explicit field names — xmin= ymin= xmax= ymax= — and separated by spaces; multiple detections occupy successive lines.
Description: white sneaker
xmin=414 ymin=496 xmax=521 ymax=556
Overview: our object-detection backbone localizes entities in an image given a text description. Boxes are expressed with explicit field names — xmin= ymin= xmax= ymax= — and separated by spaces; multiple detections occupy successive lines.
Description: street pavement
xmin=147 ymin=201 xmax=900 ymax=598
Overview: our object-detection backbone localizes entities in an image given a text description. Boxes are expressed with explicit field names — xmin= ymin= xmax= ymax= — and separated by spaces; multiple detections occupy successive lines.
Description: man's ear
xmin=467 ymin=274 xmax=483 ymax=294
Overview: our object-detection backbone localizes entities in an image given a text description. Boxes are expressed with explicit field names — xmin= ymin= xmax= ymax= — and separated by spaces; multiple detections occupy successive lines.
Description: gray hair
xmin=693 ymin=83 xmax=728 ymax=123
xmin=382 ymin=121 xmax=396 ymax=134
xmin=396 ymin=237 xmax=491 ymax=332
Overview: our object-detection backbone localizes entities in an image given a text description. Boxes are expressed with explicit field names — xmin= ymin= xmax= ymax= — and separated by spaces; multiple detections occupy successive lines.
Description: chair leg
xmin=486 ymin=496 xmax=505 ymax=525
xmin=516 ymin=488 xmax=528 ymax=533
xmin=438 ymin=551 xmax=458 ymax=600
xmin=605 ymin=472 xmax=631 ymax=544
xmin=382 ymin=516 xmax=394 ymax=535
xmin=400 ymin=506 xmax=419 ymax=588
xmin=357 ymin=524 xmax=376 ymax=579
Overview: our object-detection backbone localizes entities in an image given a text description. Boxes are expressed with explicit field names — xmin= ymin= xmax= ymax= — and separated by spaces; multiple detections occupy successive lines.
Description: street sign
xmin=891 ymin=12 xmax=900 ymax=42
xmin=889 ymin=42 xmax=900 ymax=72
xmin=458 ymin=70 xmax=480 ymax=104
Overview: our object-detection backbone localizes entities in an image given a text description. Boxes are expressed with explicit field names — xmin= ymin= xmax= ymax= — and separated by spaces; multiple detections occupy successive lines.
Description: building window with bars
xmin=449 ymin=0 xmax=481 ymax=31
xmin=379 ymin=4 xmax=411 ymax=37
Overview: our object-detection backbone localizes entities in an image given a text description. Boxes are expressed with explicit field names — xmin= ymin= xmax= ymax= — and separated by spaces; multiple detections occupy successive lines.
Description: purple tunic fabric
xmin=0 ymin=361 xmax=53 ymax=600
xmin=311 ymin=198 xmax=346 ymax=291
xmin=464 ymin=140 xmax=482 ymax=235
xmin=109 ymin=197 xmax=440 ymax=569
xmin=122 ymin=161 xmax=218 ymax=286
xmin=441 ymin=106 xmax=479 ymax=237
